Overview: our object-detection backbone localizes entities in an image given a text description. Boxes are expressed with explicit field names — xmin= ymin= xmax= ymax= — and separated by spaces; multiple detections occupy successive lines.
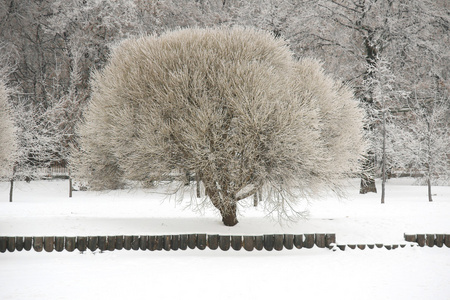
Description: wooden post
xmin=44 ymin=237 xmax=54 ymax=252
xmin=7 ymin=237 xmax=15 ymax=252
xmin=34 ymin=237 xmax=44 ymax=252
xmin=243 ymin=236 xmax=254 ymax=251
xmin=77 ymin=237 xmax=87 ymax=252
xmin=140 ymin=236 xmax=148 ymax=250
xmin=88 ymin=236 xmax=98 ymax=252
xmin=444 ymin=235 xmax=450 ymax=248
xmin=274 ymin=234 xmax=284 ymax=251
xmin=108 ymin=236 xmax=117 ymax=251
xmin=357 ymin=244 xmax=366 ymax=250
xmin=219 ymin=235 xmax=230 ymax=251
xmin=375 ymin=244 xmax=383 ymax=248
xmin=197 ymin=234 xmax=207 ymax=250
xmin=148 ymin=236 xmax=157 ymax=251
xmin=131 ymin=236 xmax=140 ymax=250
xmin=416 ymin=234 xmax=426 ymax=247
xmin=98 ymin=236 xmax=107 ymax=252
xmin=404 ymin=234 xmax=417 ymax=243
xmin=155 ymin=236 xmax=164 ymax=250
xmin=188 ymin=234 xmax=197 ymax=249
xmin=24 ymin=237 xmax=32 ymax=251
xmin=435 ymin=234 xmax=444 ymax=247
xmin=15 ymin=237 xmax=24 ymax=251
xmin=384 ymin=245 xmax=392 ymax=250
xmin=171 ymin=235 xmax=180 ymax=251
xmin=263 ymin=235 xmax=274 ymax=251
xmin=123 ymin=236 xmax=132 ymax=250
xmin=283 ymin=234 xmax=294 ymax=250
xmin=207 ymin=234 xmax=219 ymax=250
xmin=337 ymin=245 xmax=346 ymax=251
xmin=303 ymin=234 xmax=315 ymax=249
xmin=315 ymin=234 xmax=326 ymax=248
xmin=254 ymin=236 xmax=264 ymax=251
xmin=426 ymin=234 xmax=435 ymax=247
xmin=367 ymin=244 xmax=375 ymax=249
xmin=231 ymin=236 xmax=242 ymax=251
xmin=0 ymin=237 xmax=7 ymax=253
xmin=115 ymin=236 xmax=124 ymax=250
xmin=164 ymin=235 xmax=171 ymax=251
xmin=325 ymin=234 xmax=336 ymax=249
xmin=347 ymin=244 xmax=356 ymax=249
xmin=392 ymin=245 xmax=399 ymax=249
xmin=55 ymin=237 xmax=65 ymax=252
xmin=179 ymin=235 xmax=188 ymax=250
xmin=293 ymin=235 xmax=303 ymax=249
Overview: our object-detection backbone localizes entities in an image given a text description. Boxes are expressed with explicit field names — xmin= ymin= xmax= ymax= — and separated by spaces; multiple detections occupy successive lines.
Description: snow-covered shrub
xmin=0 ymin=79 xmax=16 ymax=178
xmin=72 ymin=27 xmax=365 ymax=226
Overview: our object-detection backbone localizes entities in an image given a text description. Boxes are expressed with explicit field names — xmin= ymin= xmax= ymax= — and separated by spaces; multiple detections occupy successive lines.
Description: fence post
xmin=7 ymin=237 xmax=15 ymax=252
xmin=33 ymin=237 xmax=44 ymax=252
xmin=44 ymin=237 xmax=54 ymax=252
xmin=219 ymin=235 xmax=230 ymax=251
xmin=293 ymin=235 xmax=303 ymax=249
xmin=24 ymin=237 xmax=32 ymax=251
xmin=315 ymin=234 xmax=326 ymax=248
xmin=171 ymin=235 xmax=180 ymax=251
xmin=435 ymin=234 xmax=444 ymax=247
xmin=284 ymin=234 xmax=294 ymax=250
xmin=426 ymin=234 xmax=435 ymax=247
xmin=254 ymin=236 xmax=264 ymax=251
xmin=207 ymin=234 xmax=219 ymax=250
xmin=274 ymin=234 xmax=284 ymax=251
xmin=0 ymin=237 xmax=6 ymax=253
xmin=231 ymin=236 xmax=242 ymax=251
xmin=197 ymin=234 xmax=207 ymax=250
xmin=303 ymin=234 xmax=314 ymax=249
xmin=263 ymin=235 xmax=274 ymax=251
xmin=243 ymin=236 xmax=254 ymax=251
xmin=15 ymin=237 xmax=24 ymax=251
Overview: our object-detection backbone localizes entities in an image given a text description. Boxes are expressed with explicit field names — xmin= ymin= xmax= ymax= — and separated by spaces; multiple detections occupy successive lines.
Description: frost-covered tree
xmin=0 ymin=79 xmax=16 ymax=180
xmin=363 ymin=58 xmax=408 ymax=203
xmin=73 ymin=28 xmax=365 ymax=226
xmin=403 ymin=92 xmax=450 ymax=201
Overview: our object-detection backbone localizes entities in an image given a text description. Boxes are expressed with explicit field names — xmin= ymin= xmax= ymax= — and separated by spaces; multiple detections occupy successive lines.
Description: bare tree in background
xmin=72 ymin=28 xmax=365 ymax=226
xmin=0 ymin=79 xmax=17 ymax=202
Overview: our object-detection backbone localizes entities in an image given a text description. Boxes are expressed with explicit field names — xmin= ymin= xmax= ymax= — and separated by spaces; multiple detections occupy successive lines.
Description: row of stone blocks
xmin=0 ymin=233 xmax=336 ymax=253
xmin=333 ymin=234 xmax=450 ymax=251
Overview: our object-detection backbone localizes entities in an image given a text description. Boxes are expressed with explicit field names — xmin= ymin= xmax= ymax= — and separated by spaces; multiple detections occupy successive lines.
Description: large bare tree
xmin=73 ymin=28 xmax=365 ymax=226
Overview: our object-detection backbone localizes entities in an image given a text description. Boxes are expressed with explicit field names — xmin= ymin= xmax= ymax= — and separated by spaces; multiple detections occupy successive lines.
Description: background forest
xmin=0 ymin=0 xmax=449 ymax=194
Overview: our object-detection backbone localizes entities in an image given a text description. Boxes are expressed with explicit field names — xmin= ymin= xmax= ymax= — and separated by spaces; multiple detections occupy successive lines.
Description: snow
xmin=1 ymin=178 xmax=450 ymax=300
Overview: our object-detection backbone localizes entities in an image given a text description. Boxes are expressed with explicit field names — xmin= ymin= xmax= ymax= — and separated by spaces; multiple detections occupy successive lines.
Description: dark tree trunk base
xmin=360 ymin=178 xmax=377 ymax=194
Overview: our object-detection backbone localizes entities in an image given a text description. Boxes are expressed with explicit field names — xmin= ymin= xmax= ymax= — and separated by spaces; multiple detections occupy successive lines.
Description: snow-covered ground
xmin=1 ymin=178 xmax=449 ymax=300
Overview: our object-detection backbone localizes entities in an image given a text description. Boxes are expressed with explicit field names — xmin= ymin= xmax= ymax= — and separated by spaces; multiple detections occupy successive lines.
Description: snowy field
xmin=1 ymin=178 xmax=449 ymax=300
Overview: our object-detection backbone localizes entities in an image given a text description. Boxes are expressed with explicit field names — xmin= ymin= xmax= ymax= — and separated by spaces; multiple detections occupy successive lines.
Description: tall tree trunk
xmin=9 ymin=178 xmax=14 ymax=203
xmin=427 ymin=178 xmax=433 ymax=202
xmin=381 ymin=110 xmax=386 ymax=204
xmin=69 ymin=178 xmax=73 ymax=198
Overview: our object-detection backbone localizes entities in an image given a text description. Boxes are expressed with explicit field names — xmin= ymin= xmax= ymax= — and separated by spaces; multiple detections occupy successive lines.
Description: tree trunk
xmin=381 ymin=110 xmax=386 ymax=204
xmin=9 ymin=178 xmax=14 ymax=203
xmin=427 ymin=178 xmax=433 ymax=202
xmin=220 ymin=202 xmax=238 ymax=227
xmin=360 ymin=175 xmax=377 ymax=194
xmin=69 ymin=178 xmax=73 ymax=198
xmin=360 ymin=153 xmax=377 ymax=194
